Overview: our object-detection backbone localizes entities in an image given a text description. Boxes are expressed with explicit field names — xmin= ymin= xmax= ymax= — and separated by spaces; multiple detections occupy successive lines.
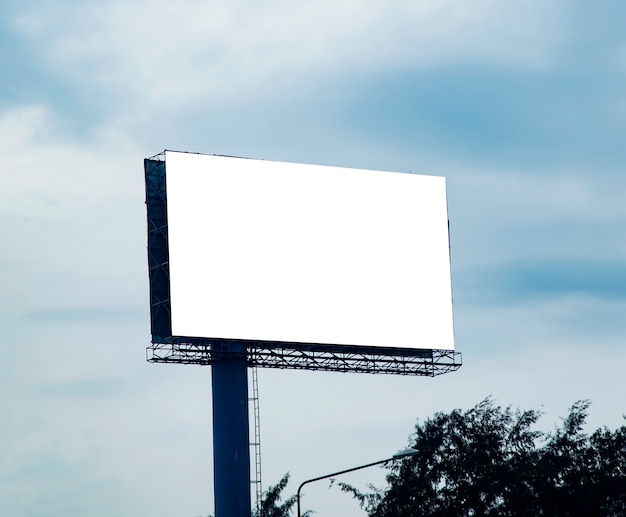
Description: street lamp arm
xmin=297 ymin=457 xmax=390 ymax=496
xmin=296 ymin=448 xmax=418 ymax=516
xmin=296 ymin=457 xmax=392 ymax=517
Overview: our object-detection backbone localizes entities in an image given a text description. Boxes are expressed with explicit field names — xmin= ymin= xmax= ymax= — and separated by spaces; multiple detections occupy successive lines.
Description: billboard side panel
xmin=144 ymin=158 xmax=172 ymax=343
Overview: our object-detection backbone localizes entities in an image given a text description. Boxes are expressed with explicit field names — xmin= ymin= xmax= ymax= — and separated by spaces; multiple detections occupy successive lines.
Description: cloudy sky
xmin=2 ymin=1 xmax=625 ymax=515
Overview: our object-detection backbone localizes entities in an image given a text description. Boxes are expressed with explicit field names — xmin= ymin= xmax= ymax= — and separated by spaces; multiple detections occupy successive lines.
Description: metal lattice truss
xmin=147 ymin=341 xmax=462 ymax=376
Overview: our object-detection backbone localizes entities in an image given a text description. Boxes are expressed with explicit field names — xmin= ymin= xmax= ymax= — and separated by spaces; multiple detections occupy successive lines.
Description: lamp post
xmin=296 ymin=448 xmax=418 ymax=517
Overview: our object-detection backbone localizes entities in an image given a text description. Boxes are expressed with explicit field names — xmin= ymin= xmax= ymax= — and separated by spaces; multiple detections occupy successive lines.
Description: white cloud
xmin=0 ymin=105 xmax=147 ymax=315
xmin=451 ymin=168 xmax=626 ymax=224
xmin=441 ymin=162 xmax=626 ymax=268
xmin=0 ymin=105 xmax=137 ymax=210
xmin=11 ymin=0 xmax=568 ymax=107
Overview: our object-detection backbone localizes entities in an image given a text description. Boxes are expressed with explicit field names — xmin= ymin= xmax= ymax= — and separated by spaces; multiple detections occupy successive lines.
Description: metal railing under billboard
xmin=147 ymin=340 xmax=461 ymax=376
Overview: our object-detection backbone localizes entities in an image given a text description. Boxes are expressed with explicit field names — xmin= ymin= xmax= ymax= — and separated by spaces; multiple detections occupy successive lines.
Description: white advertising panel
xmin=164 ymin=151 xmax=454 ymax=350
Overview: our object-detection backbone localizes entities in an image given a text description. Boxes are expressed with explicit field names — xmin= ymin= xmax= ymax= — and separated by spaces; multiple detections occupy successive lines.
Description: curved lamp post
xmin=296 ymin=448 xmax=418 ymax=517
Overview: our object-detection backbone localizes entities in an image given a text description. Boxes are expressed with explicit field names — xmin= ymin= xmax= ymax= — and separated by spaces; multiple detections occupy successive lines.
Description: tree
xmin=200 ymin=472 xmax=309 ymax=517
xmin=253 ymin=473 xmax=311 ymax=517
xmin=340 ymin=398 xmax=626 ymax=516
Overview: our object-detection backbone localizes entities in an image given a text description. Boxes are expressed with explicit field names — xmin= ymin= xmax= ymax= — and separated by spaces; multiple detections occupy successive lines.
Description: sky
xmin=1 ymin=0 xmax=625 ymax=515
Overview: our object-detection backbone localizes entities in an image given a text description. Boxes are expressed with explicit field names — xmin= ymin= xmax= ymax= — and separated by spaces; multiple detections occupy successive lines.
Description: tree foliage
xmin=253 ymin=473 xmax=311 ymax=517
xmin=340 ymin=398 xmax=626 ymax=516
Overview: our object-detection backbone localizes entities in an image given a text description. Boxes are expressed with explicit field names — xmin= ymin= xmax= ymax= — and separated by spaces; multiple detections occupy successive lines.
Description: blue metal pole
xmin=212 ymin=342 xmax=251 ymax=516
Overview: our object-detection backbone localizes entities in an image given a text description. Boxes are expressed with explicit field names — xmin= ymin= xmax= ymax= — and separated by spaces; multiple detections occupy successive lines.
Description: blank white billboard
xmin=164 ymin=151 xmax=454 ymax=351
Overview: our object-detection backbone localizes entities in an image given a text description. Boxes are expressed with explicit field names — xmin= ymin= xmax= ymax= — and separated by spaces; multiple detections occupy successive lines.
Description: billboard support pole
xmin=211 ymin=342 xmax=251 ymax=516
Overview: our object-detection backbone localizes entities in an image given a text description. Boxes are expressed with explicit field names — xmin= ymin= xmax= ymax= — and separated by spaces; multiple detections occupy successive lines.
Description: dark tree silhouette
xmin=253 ymin=473 xmax=311 ymax=517
xmin=340 ymin=398 xmax=626 ymax=516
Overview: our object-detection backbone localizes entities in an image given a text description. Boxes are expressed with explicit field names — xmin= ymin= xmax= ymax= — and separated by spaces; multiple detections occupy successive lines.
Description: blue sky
xmin=1 ymin=1 xmax=626 ymax=516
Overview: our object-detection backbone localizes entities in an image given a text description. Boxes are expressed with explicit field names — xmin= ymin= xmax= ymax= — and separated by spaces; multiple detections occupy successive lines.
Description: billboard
xmin=145 ymin=150 xmax=455 ymax=359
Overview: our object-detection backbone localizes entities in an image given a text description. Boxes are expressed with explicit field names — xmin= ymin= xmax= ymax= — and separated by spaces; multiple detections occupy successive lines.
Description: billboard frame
xmin=144 ymin=151 xmax=462 ymax=377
